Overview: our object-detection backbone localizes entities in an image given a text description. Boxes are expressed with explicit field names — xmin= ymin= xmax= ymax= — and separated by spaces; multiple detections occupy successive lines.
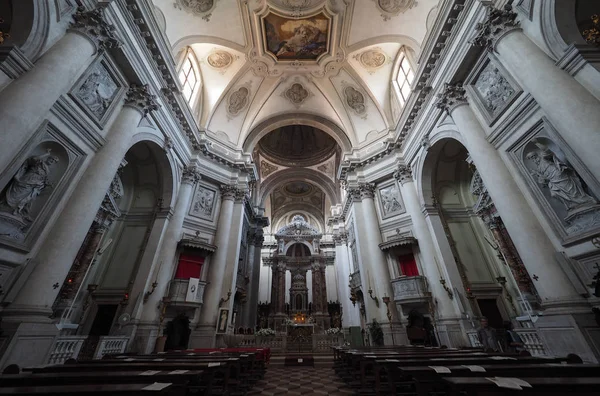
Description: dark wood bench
xmin=0 ymin=382 xmax=180 ymax=395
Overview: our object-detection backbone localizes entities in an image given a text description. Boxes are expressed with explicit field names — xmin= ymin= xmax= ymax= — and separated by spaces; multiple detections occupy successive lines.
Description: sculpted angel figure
xmin=526 ymin=142 xmax=596 ymax=212
xmin=0 ymin=150 xmax=59 ymax=221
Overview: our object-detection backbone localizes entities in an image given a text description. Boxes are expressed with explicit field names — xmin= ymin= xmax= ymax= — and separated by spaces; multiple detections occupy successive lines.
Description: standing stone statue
xmin=526 ymin=144 xmax=597 ymax=213
xmin=0 ymin=150 xmax=59 ymax=221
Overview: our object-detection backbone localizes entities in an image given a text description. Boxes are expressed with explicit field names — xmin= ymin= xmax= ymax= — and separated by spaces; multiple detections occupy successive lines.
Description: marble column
xmin=5 ymin=85 xmax=159 ymax=320
xmin=334 ymin=234 xmax=355 ymax=327
xmin=198 ymin=186 xmax=237 ymax=329
xmin=244 ymin=232 xmax=264 ymax=328
xmin=473 ymin=4 xmax=600 ymax=174
xmin=320 ymin=264 xmax=328 ymax=312
xmin=350 ymin=184 xmax=395 ymax=322
xmin=141 ymin=165 xmax=200 ymax=323
xmin=0 ymin=7 xmax=122 ymax=171
xmin=271 ymin=264 xmax=279 ymax=313
xmin=240 ymin=233 xmax=257 ymax=328
xmin=277 ymin=263 xmax=286 ymax=314
xmin=436 ymin=83 xmax=584 ymax=308
xmin=394 ymin=167 xmax=463 ymax=320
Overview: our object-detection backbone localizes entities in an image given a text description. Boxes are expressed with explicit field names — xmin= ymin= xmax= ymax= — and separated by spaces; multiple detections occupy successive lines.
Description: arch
xmin=4 ymin=0 xmax=51 ymax=61
xmin=243 ymin=113 xmax=353 ymax=154
xmin=128 ymin=132 xmax=177 ymax=209
xmin=283 ymin=240 xmax=314 ymax=256
xmin=171 ymin=35 xmax=246 ymax=57
xmin=259 ymin=168 xmax=340 ymax=206
xmin=540 ymin=0 xmax=591 ymax=59
xmin=271 ymin=205 xmax=325 ymax=231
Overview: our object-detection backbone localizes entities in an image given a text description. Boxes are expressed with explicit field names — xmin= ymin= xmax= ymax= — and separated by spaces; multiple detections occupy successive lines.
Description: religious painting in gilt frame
xmin=263 ymin=12 xmax=330 ymax=61
xmin=216 ymin=308 xmax=229 ymax=334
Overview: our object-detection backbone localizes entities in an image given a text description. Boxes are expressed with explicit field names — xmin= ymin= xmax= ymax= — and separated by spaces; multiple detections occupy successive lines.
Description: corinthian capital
xmin=125 ymin=84 xmax=160 ymax=116
xmin=472 ymin=4 xmax=521 ymax=52
xmin=435 ymin=83 xmax=467 ymax=114
xmin=181 ymin=165 xmax=201 ymax=185
xmin=358 ymin=183 xmax=376 ymax=199
xmin=394 ymin=165 xmax=413 ymax=185
xmin=220 ymin=185 xmax=237 ymax=201
xmin=345 ymin=187 xmax=362 ymax=202
xmin=234 ymin=189 xmax=249 ymax=203
xmin=69 ymin=7 xmax=122 ymax=53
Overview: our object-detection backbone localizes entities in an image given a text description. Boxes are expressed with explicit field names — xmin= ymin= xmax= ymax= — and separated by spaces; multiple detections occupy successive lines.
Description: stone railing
xmin=93 ymin=336 xmax=129 ymax=359
xmin=46 ymin=336 xmax=87 ymax=365
xmin=313 ymin=334 xmax=343 ymax=352
xmin=167 ymin=279 xmax=207 ymax=305
xmin=391 ymin=275 xmax=431 ymax=304
xmin=515 ymin=328 xmax=547 ymax=356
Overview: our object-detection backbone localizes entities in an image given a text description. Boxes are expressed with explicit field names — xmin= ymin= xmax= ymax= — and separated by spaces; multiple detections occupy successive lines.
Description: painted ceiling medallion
xmin=353 ymin=48 xmax=390 ymax=74
xmin=174 ymin=0 xmax=219 ymax=22
xmin=206 ymin=50 xmax=236 ymax=72
xmin=371 ymin=0 xmax=418 ymax=21
xmin=226 ymin=82 xmax=251 ymax=118
xmin=263 ymin=12 xmax=330 ymax=61
xmin=342 ymin=83 xmax=367 ymax=118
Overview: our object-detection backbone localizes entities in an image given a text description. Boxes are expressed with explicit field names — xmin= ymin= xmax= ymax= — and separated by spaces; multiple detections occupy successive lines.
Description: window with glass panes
xmin=179 ymin=54 xmax=198 ymax=102
xmin=396 ymin=52 xmax=415 ymax=107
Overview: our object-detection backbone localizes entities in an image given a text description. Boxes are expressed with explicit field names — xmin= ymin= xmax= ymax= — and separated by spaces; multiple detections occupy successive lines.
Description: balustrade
xmin=46 ymin=336 xmax=86 ymax=365
xmin=93 ymin=336 xmax=128 ymax=359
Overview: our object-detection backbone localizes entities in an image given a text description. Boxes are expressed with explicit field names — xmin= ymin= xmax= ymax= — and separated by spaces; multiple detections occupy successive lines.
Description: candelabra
xmin=143 ymin=281 xmax=159 ymax=303
xmin=439 ymin=278 xmax=454 ymax=299
xmin=368 ymin=288 xmax=380 ymax=307
xmin=220 ymin=290 xmax=232 ymax=305
xmin=382 ymin=295 xmax=394 ymax=345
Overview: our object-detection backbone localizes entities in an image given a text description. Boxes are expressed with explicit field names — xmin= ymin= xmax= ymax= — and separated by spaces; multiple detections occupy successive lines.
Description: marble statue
xmin=0 ymin=150 xmax=59 ymax=221
xmin=526 ymin=145 xmax=597 ymax=213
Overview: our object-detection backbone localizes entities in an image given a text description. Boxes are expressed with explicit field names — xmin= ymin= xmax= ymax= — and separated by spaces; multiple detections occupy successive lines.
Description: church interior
xmin=1 ymin=0 xmax=600 ymax=394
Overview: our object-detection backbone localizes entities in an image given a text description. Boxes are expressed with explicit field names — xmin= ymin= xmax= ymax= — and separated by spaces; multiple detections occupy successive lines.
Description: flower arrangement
xmin=368 ymin=319 xmax=384 ymax=346
xmin=325 ymin=327 xmax=342 ymax=335
xmin=256 ymin=328 xmax=276 ymax=337
xmin=307 ymin=316 xmax=316 ymax=324
xmin=283 ymin=318 xmax=295 ymax=325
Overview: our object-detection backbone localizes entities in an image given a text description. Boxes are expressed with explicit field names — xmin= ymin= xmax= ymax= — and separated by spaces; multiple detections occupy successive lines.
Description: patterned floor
xmin=248 ymin=367 xmax=355 ymax=395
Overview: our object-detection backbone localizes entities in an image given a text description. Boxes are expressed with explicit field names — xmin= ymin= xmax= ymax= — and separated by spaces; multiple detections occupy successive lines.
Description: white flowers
xmin=326 ymin=327 xmax=342 ymax=335
xmin=256 ymin=328 xmax=276 ymax=336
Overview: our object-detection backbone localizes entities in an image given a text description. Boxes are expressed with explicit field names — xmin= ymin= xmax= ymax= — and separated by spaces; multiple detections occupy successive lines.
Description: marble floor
xmin=248 ymin=367 xmax=355 ymax=395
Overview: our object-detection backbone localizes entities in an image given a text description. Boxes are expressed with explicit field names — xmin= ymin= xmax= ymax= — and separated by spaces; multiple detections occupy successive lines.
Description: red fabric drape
xmin=398 ymin=254 xmax=419 ymax=277
xmin=175 ymin=253 xmax=204 ymax=279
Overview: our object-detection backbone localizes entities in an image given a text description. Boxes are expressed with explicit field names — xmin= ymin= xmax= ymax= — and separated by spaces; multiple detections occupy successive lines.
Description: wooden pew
xmin=443 ymin=376 xmax=600 ymax=396
xmin=0 ymin=382 xmax=180 ymax=395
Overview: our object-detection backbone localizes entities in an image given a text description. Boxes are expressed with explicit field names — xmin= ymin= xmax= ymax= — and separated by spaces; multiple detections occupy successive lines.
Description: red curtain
xmin=175 ymin=253 xmax=204 ymax=279
xmin=398 ymin=254 xmax=419 ymax=277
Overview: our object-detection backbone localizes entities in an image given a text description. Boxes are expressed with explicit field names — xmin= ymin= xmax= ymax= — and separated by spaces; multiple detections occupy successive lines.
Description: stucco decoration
xmin=473 ymin=62 xmax=515 ymax=117
xmin=342 ymin=83 xmax=367 ymax=118
xmin=260 ymin=159 xmax=279 ymax=178
xmin=510 ymin=119 xmax=600 ymax=243
xmin=190 ymin=184 xmax=216 ymax=220
xmin=282 ymin=81 xmax=313 ymax=108
xmin=378 ymin=182 xmax=404 ymax=218
xmin=371 ymin=0 xmax=418 ymax=21
xmin=174 ymin=0 xmax=219 ymax=22
xmin=353 ymin=48 xmax=390 ymax=74
xmin=74 ymin=61 xmax=118 ymax=120
xmin=226 ymin=83 xmax=251 ymax=118
xmin=206 ymin=50 xmax=237 ymax=73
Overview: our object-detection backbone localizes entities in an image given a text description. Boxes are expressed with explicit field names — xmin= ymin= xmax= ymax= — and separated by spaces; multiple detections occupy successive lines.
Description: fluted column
xmin=198 ymin=186 xmax=237 ymax=327
xmin=473 ymin=4 xmax=600 ymax=174
xmin=394 ymin=166 xmax=463 ymax=320
xmin=436 ymin=83 xmax=584 ymax=307
xmin=0 ymin=7 xmax=122 ymax=171
xmin=6 ymin=85 xmax=159 ymax=320
xmin=141 ymin=165 xmax=200 ymax=323
xmin=350 ymin=184 xmax=395 ymax=322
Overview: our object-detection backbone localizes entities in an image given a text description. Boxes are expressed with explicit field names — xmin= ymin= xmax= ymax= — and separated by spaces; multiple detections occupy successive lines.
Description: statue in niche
xmin=76 ymin=65 xmax=118 ymax=119
xmin=526 ymin=141 xmax=597 ymax=214
xmin=0 ymin=150 xmax=59 ymax=222
xmin=344 ymin=86 xmax=366 ymax=115
xmin=228 ymin=87 xmax=249 ymax=116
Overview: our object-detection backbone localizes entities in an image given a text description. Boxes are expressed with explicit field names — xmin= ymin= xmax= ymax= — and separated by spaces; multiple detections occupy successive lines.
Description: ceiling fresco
xmin=263 ymin=12 xmax=330 ymax=61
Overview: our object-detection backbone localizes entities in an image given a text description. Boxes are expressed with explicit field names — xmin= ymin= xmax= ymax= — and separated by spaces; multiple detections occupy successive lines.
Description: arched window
xmin=395 ymin=50 xmax=415 ymax=107
xmin=178 ymin=51 xmax=199 ymax=102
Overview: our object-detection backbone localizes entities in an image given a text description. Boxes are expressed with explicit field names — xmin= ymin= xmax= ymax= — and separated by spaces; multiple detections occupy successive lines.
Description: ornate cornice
xmin=181 ymin=164 xmax=201 ymax=185
xmin=124 ymin=84 xmax=160 ymax=116
xmin=69 ymin=6 xmax=122 ymax=54
xmin=393 ymin=165 xmax=413 ymax=185
xmin=435 ymin=83 xmax=468 ymax=114
xmin=471 ymin=4 xmax=521 ymax=52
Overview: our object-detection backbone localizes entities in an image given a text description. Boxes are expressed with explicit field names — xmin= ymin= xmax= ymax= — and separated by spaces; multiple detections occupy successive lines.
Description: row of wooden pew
xmin=0 ymin=348 xmax=270 ymax=395
xmin=332 ymin=345 xmax=600 ymax=395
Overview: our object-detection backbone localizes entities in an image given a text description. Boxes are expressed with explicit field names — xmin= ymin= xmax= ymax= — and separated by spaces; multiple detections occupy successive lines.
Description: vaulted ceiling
xmin=151 ymin=0 xmax=440 ymax=225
